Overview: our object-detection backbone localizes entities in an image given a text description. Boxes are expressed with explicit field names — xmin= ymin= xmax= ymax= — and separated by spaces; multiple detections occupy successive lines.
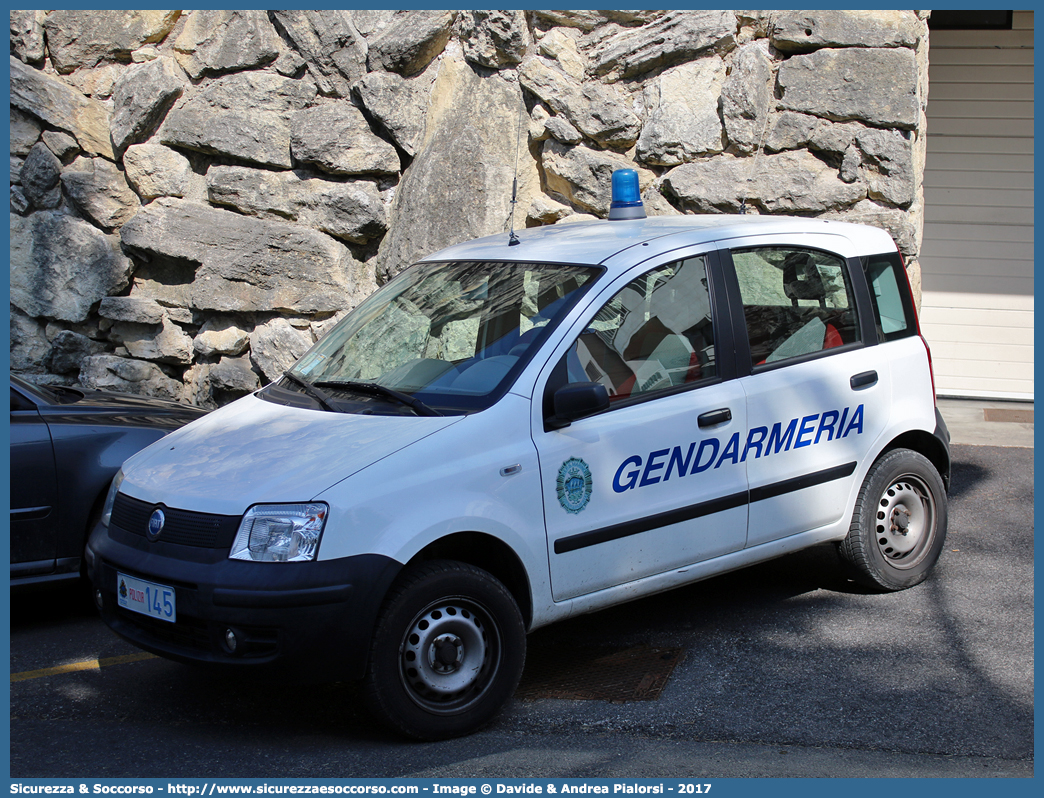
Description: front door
xmin=533 ymin=254 xmax=749 ymax=601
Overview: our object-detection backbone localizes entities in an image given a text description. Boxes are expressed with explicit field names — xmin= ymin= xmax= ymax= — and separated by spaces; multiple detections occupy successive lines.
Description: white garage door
xmin=919 ymin=11 xmax=1034 ymax=400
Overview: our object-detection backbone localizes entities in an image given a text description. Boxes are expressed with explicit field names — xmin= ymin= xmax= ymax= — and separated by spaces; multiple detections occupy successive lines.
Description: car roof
xmin=421 ymin=214 xmax=897 ymax=267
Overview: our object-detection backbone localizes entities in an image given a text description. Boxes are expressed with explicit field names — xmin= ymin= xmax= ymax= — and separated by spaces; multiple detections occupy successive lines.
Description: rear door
xmin=720 ymin=235 xmax=892 ymax=548
xmin=532 ymin=250 xmax=749 ymax=601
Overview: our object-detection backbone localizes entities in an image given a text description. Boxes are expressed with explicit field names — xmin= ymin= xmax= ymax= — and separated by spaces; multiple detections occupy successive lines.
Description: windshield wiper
xmin=282 ymin=371 xmax=341 ymax=413
xmin=315 ymin=380 xmax=443 ymax=417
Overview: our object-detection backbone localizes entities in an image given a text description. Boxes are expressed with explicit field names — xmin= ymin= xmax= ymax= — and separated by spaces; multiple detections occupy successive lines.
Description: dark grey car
xmin=9 ymin=374 xmax=207 ymax=588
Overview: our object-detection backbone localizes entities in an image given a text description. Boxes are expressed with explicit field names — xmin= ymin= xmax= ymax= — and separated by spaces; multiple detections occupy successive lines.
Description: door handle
xmin=698 ymin=408 xmax=732 ymax=428
xmin=850 ymin=370 xmax=878 ymax=389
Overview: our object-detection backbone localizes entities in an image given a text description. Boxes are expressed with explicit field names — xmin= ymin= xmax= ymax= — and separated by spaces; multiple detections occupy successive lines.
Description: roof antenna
xmin=739 ymin=113 xmax=771 ymax=215
xmin=507 ymin=94 xmax=524 ymax=246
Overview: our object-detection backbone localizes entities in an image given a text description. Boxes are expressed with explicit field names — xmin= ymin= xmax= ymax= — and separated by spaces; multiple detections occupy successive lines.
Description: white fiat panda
xmin=88 ymin=171 xmax=950 ymax=740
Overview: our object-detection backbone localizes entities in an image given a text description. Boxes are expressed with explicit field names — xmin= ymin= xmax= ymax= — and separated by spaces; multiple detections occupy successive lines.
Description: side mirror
xmin=549 ymin=382 xmax=609 ymax=429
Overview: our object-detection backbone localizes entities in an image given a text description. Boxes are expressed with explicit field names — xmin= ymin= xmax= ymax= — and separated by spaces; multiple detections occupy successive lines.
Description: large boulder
xmin=80 ymin=355 xmax=184 ymax=402
xmin=159 ymin=72 xmax=317 ymax=169
xmin=11 ymin=108 xmax=42 ymax=156
xmin=771 ymin=10 xmax=921 ymax=52
xmin=10 ymin=211 xmax=132 ymax=323
xmin=586 ymin=10 xmax=736 ymax=80
xmin=11 ymin=309 xmax=51 ymax=373
xmin=208 ymin=355 xmax=261 ymax=395
xmin=60 ymin=157 xmax=140 ymax=230
xmin=193 ymin=318 xmax=250 ymax=358
xmin=19 ymin=143 xmax=62 ymax=209
xmin=42 ymin=131 xmax=80 ymax=163
xmin=99 ymin=296 xmax=166 ymax=325
xmin=721 ymin=42 xmax=775 ymax=154
xmin=290 ymin=103 xmax=400 ymax=176
xmin=519 ymin=57 xmax=641 ymax=150
xmin=778 ymin=48 xmax=920 ymax=129
xmin=249 ymin=317 xmax=314 ymax=384
xmin=457 ymin=10 xmax=530 ymax=69
xmin=122 ymin=143 xmax=193 ymax=200
xmin=822 ymin=198 xmax=920 ymax=258
xmin=537 ymin=28 xmax=587 ymax=80
xmin=367 ymin=10 xmax=456 ymax=76
xmin=534 ymin=11 xmax=661 ymax=31
xmin=270 ymin=10 xmax=368 ymax=97
xmin=173 ymin=10 xmax=280 ymax=78
xmin=205 ymin=165 xmax=297 ymax=217
xmin=542 ymin=141 xmax=654 ymax=216
xmin=10 ymin=10 xmax=45 ymax=63
xmin=374 ymin=46 xmax=540 ymax=281
xmin=119 ymin=198 xmax=367 ymax=315
xmin=638 ymin=56 xmax=726 ymax=166
xmin=47 ymin=330 xmax=102 ymax=375
xmin=206 ymin=165 xmax=388 ymax=244
xmin=10 ymin=56 xmax=114 ymax=159
xmin=109 ymin=57 xmax=186 ymax=153
xmin=765 ymin=111 xmax=820 ymax=153
xmin=65 ymin=64 xmax=121 ymax=100
xmin=662 ymin=150 xmax=867 ymax=214
xmin=352 ymin=69 xmax=432 ymax=157
xmin=856 ymin=128 xmax=917 ymax=207
xmin=42 ymin=10 xmax=181 ymax=73
xmin=111 ymin=314 xmax=194 ymax=365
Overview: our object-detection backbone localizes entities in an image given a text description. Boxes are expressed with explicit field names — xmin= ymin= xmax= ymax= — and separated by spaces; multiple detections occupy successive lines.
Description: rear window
xmin=732 ymin=246 xmax=859 ymax=368
xmin=863 ymin=253 xmax=918 ymax=342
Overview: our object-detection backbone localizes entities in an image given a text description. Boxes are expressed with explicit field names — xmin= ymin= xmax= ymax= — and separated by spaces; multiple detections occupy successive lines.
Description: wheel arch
xmin=407 ymin=532 xmax=533 ymax=628
xmin=882 ymin=429 xmax=951 ymax=491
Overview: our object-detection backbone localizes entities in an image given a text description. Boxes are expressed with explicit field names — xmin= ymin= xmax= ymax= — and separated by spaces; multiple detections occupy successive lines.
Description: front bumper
xmin=86 ymin=515 xmax=401 ymax=682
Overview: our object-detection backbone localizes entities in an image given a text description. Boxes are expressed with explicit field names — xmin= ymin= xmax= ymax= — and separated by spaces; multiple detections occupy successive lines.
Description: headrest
xmin=782 ymin=253 xmax=826 ymax=302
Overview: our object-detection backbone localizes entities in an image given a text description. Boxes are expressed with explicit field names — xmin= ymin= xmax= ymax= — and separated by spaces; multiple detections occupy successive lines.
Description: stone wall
xmin=10 ymin=10 xmax=930 ymax=407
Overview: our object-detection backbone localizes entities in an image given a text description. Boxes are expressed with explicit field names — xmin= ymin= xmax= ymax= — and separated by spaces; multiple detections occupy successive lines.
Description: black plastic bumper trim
xmin=555 ymin=461 xmax=857 ymax=555
xmin=212 ymin=584 xmax=352 ymax=608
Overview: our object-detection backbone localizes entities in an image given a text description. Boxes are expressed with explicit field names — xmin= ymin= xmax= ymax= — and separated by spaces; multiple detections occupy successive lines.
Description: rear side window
xmin=863 ymin=253 xmax=918 ymax=342
xmin=732 ymin=247 xmax=860 ymax=367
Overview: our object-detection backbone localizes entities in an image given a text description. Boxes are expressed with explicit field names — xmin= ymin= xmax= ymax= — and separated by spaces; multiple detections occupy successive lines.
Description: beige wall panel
xmin=919 ymin=15 xmax=1033 ymax=400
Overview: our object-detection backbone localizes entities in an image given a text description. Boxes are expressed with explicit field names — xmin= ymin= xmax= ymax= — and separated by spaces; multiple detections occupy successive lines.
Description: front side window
xmin=732 ymin=247 xmax=859 ymax=367
xmin=287 ymin=261 xmax=598 ymax=414
xmin=557 ymin=256 xmax=716 ymax=402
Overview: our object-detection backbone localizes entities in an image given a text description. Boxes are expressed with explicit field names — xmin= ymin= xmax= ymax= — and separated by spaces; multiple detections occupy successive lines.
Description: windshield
xmin=287 ymin=260 xmax=600 ymax=414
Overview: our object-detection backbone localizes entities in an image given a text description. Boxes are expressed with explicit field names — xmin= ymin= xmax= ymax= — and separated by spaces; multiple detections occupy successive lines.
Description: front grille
xmin=112 ymin=493 xmax=240 ymax=548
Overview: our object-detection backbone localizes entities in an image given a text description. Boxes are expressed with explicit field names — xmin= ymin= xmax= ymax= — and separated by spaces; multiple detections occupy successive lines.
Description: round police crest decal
xmin=556 ymin=458 xmax=593 ymax=514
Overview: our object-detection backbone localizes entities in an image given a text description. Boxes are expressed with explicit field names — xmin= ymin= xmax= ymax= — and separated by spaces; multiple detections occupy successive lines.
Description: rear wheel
xmin=839 ymin=448 xmax=947 ymax=591
xmin=362 ymin=560 xmax=526 ymax=740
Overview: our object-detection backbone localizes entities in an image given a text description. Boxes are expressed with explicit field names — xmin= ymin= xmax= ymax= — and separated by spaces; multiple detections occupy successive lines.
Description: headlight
xmin=100 ymin=469 xmax=124 ymax=530
xmin=229 ymin=503 xmax=328 ymax=562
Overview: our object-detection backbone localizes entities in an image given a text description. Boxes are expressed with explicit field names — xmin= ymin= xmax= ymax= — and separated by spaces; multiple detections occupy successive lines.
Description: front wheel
xmin=839 ymin=448 xmax=948 ymax=591
xmin=362 ymin=560 xmax=526 ymax=740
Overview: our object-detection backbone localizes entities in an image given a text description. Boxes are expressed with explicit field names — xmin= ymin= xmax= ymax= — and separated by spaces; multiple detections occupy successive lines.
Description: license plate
xmin=117 ymin=573 xmax=176 ymax=623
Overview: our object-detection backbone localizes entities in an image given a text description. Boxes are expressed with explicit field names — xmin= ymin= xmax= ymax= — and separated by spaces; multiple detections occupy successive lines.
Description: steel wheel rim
xmin=874 ymin=473 xmax=936 ymax=569
xmin=399 ymin=597 xmax=501 ymax=714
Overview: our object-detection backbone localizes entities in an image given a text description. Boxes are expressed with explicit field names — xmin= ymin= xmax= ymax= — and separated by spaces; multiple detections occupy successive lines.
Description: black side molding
xmin=555 ymin=461 xmax=858 ymax=554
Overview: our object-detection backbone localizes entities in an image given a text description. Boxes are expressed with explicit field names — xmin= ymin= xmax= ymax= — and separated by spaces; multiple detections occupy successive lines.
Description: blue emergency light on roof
xmin=608 ymin=169 xmax=646 ymax=221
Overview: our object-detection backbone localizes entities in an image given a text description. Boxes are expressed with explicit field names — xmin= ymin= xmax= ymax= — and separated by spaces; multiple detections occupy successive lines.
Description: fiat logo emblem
xmin=147 ymin=508 xmax=165 ymax=542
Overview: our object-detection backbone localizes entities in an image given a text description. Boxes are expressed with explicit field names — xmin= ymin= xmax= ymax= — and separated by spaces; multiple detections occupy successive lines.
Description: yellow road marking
xmin=11 ymin=652 xmax=158 ymax=682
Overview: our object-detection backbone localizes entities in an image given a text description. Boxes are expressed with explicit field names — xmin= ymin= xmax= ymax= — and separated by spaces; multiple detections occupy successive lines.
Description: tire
xmin=362 ymin=560 xmax=526 ymax=740
xmin=839 ymin=448 xmax=948 ymax=591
